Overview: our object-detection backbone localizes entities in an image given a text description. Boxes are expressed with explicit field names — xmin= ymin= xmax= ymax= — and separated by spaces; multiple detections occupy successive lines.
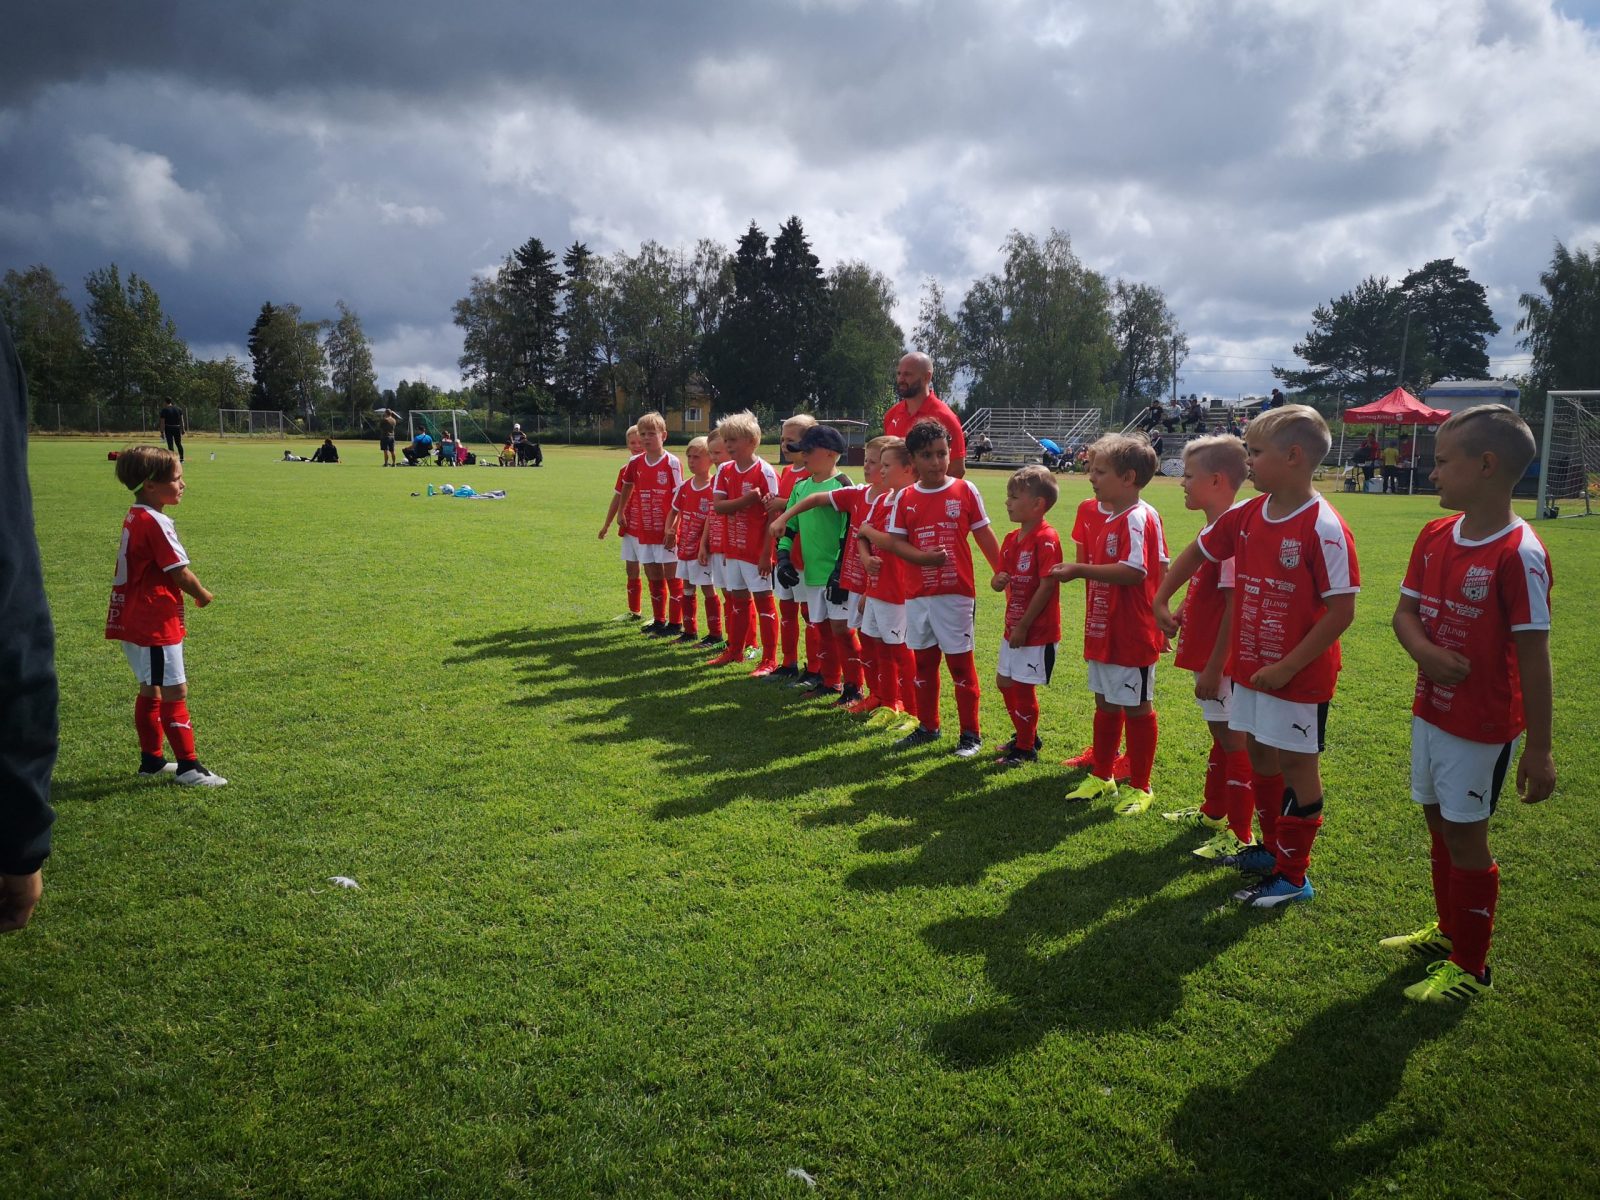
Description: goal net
xmin=219 ymin=409 xmax=290 ymax=437
xmin=1536 ymin=391 xmax=1600 ymax=518
xmin=410 ymin=409 xmax=493 ymax=448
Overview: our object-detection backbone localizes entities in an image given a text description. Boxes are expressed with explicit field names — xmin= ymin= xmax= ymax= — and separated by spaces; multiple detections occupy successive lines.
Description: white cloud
xmin=53 ymin=134 xmax=226 ymax=267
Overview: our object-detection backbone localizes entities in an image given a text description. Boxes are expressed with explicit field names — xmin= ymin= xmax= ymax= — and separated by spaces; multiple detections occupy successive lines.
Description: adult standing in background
xmin=378 ymin=408 xmax=400 ymax=467
xmin=159 ymin=400 xmax=185 ymax=462
xmin=0 ymin=314 xmax=58 ymax=933
xmin=883 ymin=352 xmax=966 ymax=477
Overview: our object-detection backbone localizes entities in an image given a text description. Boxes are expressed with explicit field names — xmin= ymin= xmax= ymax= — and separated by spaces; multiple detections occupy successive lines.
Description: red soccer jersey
xmin=825 ymin=484 xmax=876 ymax=594
xmin=672 ymin=478 xmax=715 ymax=564
xmin=779 ymin=463 xmax=810 ymax=568
xmin=1197 ymin=492 xmax=1360 ymax=704
xmin=885 ymin=477 xmax=991 ymax=598
xmin=1173 ymin=551 xmax=1237 ymax=672
xmin=1002 ymin=522 xmax=1064 ymax=645
xmin=883 ymin=392 xmax=968 ymax=464
xmin=614 ymin=465 xmax=646 ymax=535
xmin=1401 ymin=514 xmax=1552 ymax=743
xmin=714 ymin=458 xmax=781 ymax=564
xmin=1070 ymin=498 xmax=1109 ymax=561
xmin=861 ymin=489 xmax=908 ymax=604
xmin=105 ymin=505 xmax=189 ymax=646
xmin=1081 ymin=499 xmax=1168 ymax=667
xmin=619 ymin=452 xmax=683 ymax=545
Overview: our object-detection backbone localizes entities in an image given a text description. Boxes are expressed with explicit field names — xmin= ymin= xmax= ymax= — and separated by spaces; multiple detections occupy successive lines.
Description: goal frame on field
xmin=219 ymin=409 xmax=292 ymax=437
xmin=1535 ymin=390 xmax=1600 ymax=519
xmin=408 ymin=408 xmax=493 ymax=448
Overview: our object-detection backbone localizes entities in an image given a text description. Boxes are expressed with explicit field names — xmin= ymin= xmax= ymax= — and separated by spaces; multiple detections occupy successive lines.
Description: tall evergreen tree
xmin=817 ymin=261 xmax=904 ymax=420
xmin=247 ymin=302 xmax=325 ymax=415
xmin=1517 ymin=240 xmax=1600 ymax=406
xmin=324 ymin=300 xmax=379 ymax=424
xmin=504 ymin=237 xmax=562 ymax=415
xmin=702 ymin=222 xmax=773 ymax=413
xmin=0 ymin=264 xmax=90 ymax=417
xmin=1399 ymin=258 xmax=1499 ymax=383
xmin=1275 ymin=275 xmax=1407 ymax=403
xmin=556 ymin=242 xmax=610 ymax=415
xmin=83 ymin=264 xmax=189 ymax=407
xmin=767 ymin=215 xmax=829 ymax=413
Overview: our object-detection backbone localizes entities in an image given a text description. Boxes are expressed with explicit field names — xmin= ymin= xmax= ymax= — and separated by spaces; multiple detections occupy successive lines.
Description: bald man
xmin=883 ymin=352 xmax=967 ymax=478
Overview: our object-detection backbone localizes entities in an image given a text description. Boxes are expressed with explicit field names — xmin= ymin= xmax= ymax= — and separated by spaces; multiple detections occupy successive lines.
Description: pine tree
xmin=767 ymin=216 xmax=828 ymax=413
xmin=504 ymin=237 xmax=562 ymax=415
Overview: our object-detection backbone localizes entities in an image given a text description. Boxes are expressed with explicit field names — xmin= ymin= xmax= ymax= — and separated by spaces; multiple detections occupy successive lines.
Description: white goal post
xmin=219 ymin=409 xmax=291 ymax=437
xmin=408 ymin=408 xmax=493 ymax=447
xmin=1535 ymin=390 xmax=1600 ymax=519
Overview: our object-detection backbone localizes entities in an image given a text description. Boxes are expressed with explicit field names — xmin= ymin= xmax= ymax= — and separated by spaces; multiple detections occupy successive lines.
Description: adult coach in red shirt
xmin=883 ymin=352 xmax=967 ymax=478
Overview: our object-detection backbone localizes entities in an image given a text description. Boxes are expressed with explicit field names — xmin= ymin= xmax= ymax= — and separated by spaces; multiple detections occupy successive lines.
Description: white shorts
xmin=1411 ymin=717 xmax=1517 ymax=824
xmin=619 ymin=534 xmax=642 ymax=564
xmin=804 ymin=583 xmax=851 ymax=624
xmin=998 ymin=641 xmax=1057 ymax=686
xmin=722 ymin=557 xmax=773 ymax=594
xmin=708 ymin=553 xmax=728 ymax=591
xmin=1192 ymin=672 xmax=1233 ymax=724
xmin=122 ymin=640 xmax=186 ymax=687
xmin=846 ymin=594 xmax=866 ymax=631
xmin=774 ymin=571 xmax=802 ymax=602
xmin=905 ymin=594 xmax=976 ymax=654
xmin=636 ymin=541 xmax=675 ymax=566
xmin=861 ymin=597 xmax=907 ymax=644
xmin=1087 ymin=660 xmax=1155 ymax=707
xmin=676 ymin=558 xmax=715 ymax=588
xmin=1227 ymin=684 xmax=1327 ymax=754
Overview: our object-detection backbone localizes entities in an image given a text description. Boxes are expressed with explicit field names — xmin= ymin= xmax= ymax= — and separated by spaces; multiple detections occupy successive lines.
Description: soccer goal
xmin=410 ymin=408 xmax=493 ymax=448
xmin=1536 ymin=391 xmax=1600 ymax=519
xmin=219 ymin=409 xmax=291 ymax=437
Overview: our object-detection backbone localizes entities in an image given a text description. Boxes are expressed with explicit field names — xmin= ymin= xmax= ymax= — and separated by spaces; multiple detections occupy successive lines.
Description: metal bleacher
xmin=963 ymin=407 xmax=1104 ymax=466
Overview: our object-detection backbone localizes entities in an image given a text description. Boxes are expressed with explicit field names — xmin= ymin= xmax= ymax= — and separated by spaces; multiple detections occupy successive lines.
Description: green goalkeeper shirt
xmin=779 ymin=474 xmax=850 ymax=587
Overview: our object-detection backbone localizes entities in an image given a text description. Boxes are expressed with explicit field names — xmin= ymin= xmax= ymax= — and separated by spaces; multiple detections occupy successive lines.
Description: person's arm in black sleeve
xmin=0 ymin=314 xmax=59 ymax=932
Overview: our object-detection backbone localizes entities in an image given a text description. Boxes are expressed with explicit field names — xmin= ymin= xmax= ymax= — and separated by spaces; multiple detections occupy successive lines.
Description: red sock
xmin=1223 ymin=750 xmax=1255 ymax=842
xmin=705 ymin=591 xmax=723 ymax=638
xmin=804 ymin=621 xmax=821 ymax=675
xmin=1092 ymin=707 xmax=1124 ymax=778
xmin=1252 ymin=770 xmax=1284 ymax=845
xmin=1008 ymin=683 xmax=1039 ymax=751
xmin=161 ymin=699 xmax=197 ymax=762
xmin=1430 ymin=824 xmax=1453 ymax=938
xmin=627 ymin=576 xmax=642 ymax=616
xmin=680 ymin=591 xmax=698 ymax=636
xmin=947 ymin=650 xmax=980 ymax=736
xmin=897 ymin=644 xmax=917 ymax=711
xmin=1448 ymin=863 xmax=1499 ymax=977
xmin=648 ymin=578 xmax=667 ymax=623
xmin=857 ymin=634 xmax=880 ymax=699
xmin=725 ymin=596 xmax=751 ymax=656
xmin=912 ymin=646 xmax=943 ymax=730
xmin=1124 ymin=710 xmax=1158 ymax=791
xmin=752 ymin=592 xmax=778 ymax=665
xmin=135 ymin=694 xmax=163 ymax=756
xmin=1272 ymin=810 xmax=1322 ymax=887
xmin=839 ymin=627 xmax=863 ymax=690
xmin=874 ymin=637 xmax=899 ymax=707
xmin=779 ymin=600 xmax=800 ymax=667
xmin=817 ymin=623 xmax=839 ymax=687
xmin=1200 ymin=743 xmax=1228 ymax=820
xmin=667 ymin=576 xmax=683 ymax=625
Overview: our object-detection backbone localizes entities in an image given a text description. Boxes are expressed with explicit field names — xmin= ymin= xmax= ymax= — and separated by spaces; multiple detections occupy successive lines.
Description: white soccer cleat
xmin=175 ymin=764 xmax=228 ymax=787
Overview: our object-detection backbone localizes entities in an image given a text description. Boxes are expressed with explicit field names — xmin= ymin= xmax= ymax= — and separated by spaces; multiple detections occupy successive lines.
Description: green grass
xmin=6 ymin=436 xmax=1599 ymax=1199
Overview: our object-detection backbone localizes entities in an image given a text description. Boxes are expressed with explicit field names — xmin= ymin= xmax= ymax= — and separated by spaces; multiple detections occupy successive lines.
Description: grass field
xmin=6 ymin=436 xmax=1599 ymax=1199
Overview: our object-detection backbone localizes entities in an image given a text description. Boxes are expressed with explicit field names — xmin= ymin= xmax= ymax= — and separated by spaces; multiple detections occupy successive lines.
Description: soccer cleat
xmin=1114 ymin=786 xmax=1156 ymax=816
xmin=659 ymin=623 xmax=683 ymax=638
xmin=625 ymin=611 xmax=642 ymax=621
xmin=1223 ymin=844 xmax=1277 ymax=875
xmin=769 ymin=664 xmax=801 ymax=681
xmin=1161 ymin=806 xmax=1228 ymax=830
xmin=845 ymin=697 xmax=882 ymax=716
xmin=790 ymin=671 xmax=824 ymax=691
xmin=868 ymin=705 xmax=907 ymax=727
xmin=639 ymin=621 xmax=668 ymax=637
xmin=997 ymin=747 xmax=1038 ymax=769
xmin=1379 ymin=921 xmax=1454 ymax=958
xmin=749 ymin=660 xmax=779 ymax=678
xmin=834 ymin=685 xmax=864 ymax=708
xmin=953 ymin=731 xmax=983 ymax=759
xmin=803 ymin=683 xmax=843 ymax=700
xmin=1192 ymin=829 xmax=1249 ymax=862
xmin=1061 ymin=749 xmax=1132 ymax=781
xmin=174 ymin=763 xmax=227 ymax=787
xmin=137 ymin=756 xmax=178 ymax=781
xmin=1065 ymin=773 xmax=1119 ymax=802
xmin=704 ymin=649 xmax=741 ymax=667
xmin=1233 ymin=872 xmax=1314 ymax=907
xmin=697 ymin=632 xmax=724 ymax=648
xmin=893 ymin=726 xmax=941 ymax=750
xmin=1063 ymin=745 xmax=1096 ymax=768
xmin=996 ymin=734 xmax=1044 ymax=758
xmin=674 ymin=631 xmax=701 ymax=645
xmin=1403 ymin=959 xmax=1492 ymax=1004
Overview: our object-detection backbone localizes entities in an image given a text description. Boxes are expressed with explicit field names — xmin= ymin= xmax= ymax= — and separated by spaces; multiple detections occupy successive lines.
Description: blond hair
xmin=636 ymin=411 xmax=668 ymax=435
xmin=716 ymin=410 xmax=762 ymax=446
xmin=1007 ymin=464 xmax=1059 ymax=510
xmin=686 ymin=435 xmax=709 ymax=455
xmin=1087 ymin=432 xmax=1159 ymax=487
xmin=1438 ymin=404 xmax=1537 ymax=479
xmin=782 ymin=412 xmax=818 ymax=434
xmin=624 ymin=423 xmax=640 ymax=444
xmin=1248 ymin=404 xmax=1331 ymax=461
xmin=876 ymin=436 xmax=910 ymax=467
xmin=115 ymin=445 xmax=179 ymax=493
xmin=1183 ymin=434 xmax=1249 ymax=488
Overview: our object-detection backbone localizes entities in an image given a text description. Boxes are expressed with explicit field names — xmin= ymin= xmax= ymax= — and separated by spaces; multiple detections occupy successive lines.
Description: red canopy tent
xmin=1341 ymin=388 xmax=1451 ymax=494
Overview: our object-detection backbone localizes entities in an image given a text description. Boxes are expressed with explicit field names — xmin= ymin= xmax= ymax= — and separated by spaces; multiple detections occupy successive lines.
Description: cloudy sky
xmin=4 ymin=0 xmax=1599 ymax=401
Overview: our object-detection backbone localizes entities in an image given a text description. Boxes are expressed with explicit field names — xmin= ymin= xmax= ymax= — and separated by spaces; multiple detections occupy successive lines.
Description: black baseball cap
xmin=796 ymin=425 xmax=846 ymax=455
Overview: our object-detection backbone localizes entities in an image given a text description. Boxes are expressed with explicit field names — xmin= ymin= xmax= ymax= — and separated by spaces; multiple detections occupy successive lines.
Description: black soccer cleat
xmin=639 ymin=621 xmax=668 ymax=637
xmin=697 ymin=632 xmax=725 ymax=648
xmin=790 ymin=671 xmax=824 ymax=691
xmin=768 ymin=664 xmax=800 ymax=681
xmin=833 ymin=684 xmax=864 ymax=707
xmin=893 ymin=727 xmax=941 ymax=750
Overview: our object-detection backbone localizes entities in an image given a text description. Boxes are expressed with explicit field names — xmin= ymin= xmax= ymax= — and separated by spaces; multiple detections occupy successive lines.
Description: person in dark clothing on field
xmin=0 ymin=315 xmax=58 ymax=933
xmin=159 ymin=401 xmax=185 ymax=462
xmin=310 ymin=438 xmax=339 ymax=463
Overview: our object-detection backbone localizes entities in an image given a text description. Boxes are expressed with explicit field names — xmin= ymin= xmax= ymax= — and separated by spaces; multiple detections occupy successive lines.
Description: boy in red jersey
xmin=862 ymin=419 xmax=1003 ymax=758
xmin=1161 ymin=436 xmax=1257 ymax=861
xmin=1051 ymin=434 xmax=1168 ymax=813
xmin=104 ymin=445 xmax=225 ymax=786
xmin=706 ymin=411 xmax=781 ymax=673
xmin=1155 ymin=405 xmax=1359 ymax=908
xmin=766 ymin=413 xmax=820 ymax=684
xmin=698 ymin=429 xmax=742 ymax=654
xmin=857 ymin=439 xmax=917 ymax=725
xmin=990 ymin=466 xmax=1063 ymax=768
xmin=1381 ymin=405 xmax=1554 ymax=1002
xmin=664 ymin=436 xmax=722 ymax=647
xmin=597 ymin=425 xmax=645 ymax=620
xmin=613 ymin=412 xmax=685 ymax=638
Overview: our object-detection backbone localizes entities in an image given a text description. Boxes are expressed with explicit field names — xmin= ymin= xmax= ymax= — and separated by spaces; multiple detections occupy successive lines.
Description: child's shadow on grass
xmin=1107 ymin=972 xmax=1466 ymax=1199
xmin=922 ymin=847 xmax=1252 ymax=1064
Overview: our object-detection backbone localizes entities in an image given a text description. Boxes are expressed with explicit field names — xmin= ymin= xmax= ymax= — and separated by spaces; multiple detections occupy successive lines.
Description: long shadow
xmin=1108 ymin=971 xmax=1466 ymax=1199
xmin=921 ymin=847 xmax=1254 ymax=1065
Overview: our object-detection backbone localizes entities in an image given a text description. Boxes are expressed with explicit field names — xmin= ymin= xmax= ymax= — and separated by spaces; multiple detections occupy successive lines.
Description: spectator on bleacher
xmin=1226 ymin=412 xmax=1244 ymax=438
xmin=883 ymin=351 xmax=967 ymax=477
xmin=972 ymin=433 xmax=993 ymax=462
xmin=1136 ymin=401 xmax=1164 ymax=434
xmin=1267 ymin=387 xmax=1285 ymax=409
xmin=1183 ymin=396 xmax=1206 ymax=431
xmin=1150 ymin=431 xmax=1166 ymax=458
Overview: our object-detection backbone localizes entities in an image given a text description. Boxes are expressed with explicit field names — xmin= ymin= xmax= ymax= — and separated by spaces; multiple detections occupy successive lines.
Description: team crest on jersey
xmin=1017 ymin=550 xmax=1033 ymax=572
xmin=656 ymin=471 xmax=667 ymax=484
xmin=1105 ymin=533 xmax=1119 ymax=557
xmin=945 ymin=499 xmax=961 ymax=518
xmin=1278 ymin=538 xmax=1301 ymax=569
xmin=1461 ymin=565 xmax=1493 ymax=602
